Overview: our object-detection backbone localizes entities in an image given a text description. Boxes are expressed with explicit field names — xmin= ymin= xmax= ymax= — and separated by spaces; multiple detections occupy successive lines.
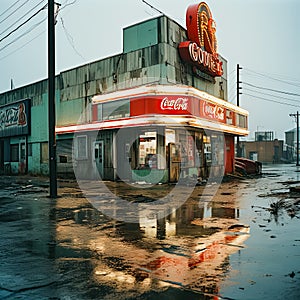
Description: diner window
xmin=75 ymin=135 xmax=88 ymax=159
xmin=97 ymin=104 xmax=102 ymax=120
xmin=166 ymin=129 xmax=175 ymax=145
xmin=97 ymin=99 xmax=130 ymax=121
xmin=10 ymin=144 xmax=19 ymax=162
xmin=236 ymin=114 xmax=247 ymax=129
xmin=138 ymin=131 xmax=157 ymax=168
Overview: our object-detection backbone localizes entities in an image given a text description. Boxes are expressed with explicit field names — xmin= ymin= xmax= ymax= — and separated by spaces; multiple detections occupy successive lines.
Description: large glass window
xmin=236 ymin=114 xmax=247 ymax=129
xmin=75 ymin=135 xmax=88 ymax=159
xmin=138 ymin=131 xmax=157 ymax=168
xmin=97 ymin=99 xmax=130 ymax=121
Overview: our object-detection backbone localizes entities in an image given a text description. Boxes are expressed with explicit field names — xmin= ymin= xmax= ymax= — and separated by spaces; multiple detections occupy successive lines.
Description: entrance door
xmin=19 ymin=142 xmax=26 ymax=174
xmin=94 ymin=141 xmax=104 ymax=178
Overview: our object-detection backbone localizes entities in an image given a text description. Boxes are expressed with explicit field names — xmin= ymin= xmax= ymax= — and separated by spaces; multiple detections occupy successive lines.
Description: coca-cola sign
xmin=0 ymin=99 xmax=31 ymax=138
xmin=202 ymin=101 xmax=225 ymax=122
xmin=160 ymin=97 xmax=188 ymax=111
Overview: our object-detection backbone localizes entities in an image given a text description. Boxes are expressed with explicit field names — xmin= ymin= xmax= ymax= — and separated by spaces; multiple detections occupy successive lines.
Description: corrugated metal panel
xmin=0 ymin=80 xmax=47 ymax=107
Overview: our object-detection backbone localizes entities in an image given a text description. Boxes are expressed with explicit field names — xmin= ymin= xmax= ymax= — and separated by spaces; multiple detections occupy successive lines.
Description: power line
xmin=0 ymin=3 xmax=47 ymax=43
xmin=0 ymin=30 xmax=45 ymax=61
xmin=243 ymin=82 xmax=300 ymax=97
xmin=0 ymin=0 xmax=45 ymax=37
xmin=60 ymin=0 xmax=77 ymax=10
xmin=0 ymin=0 xmax=75 ymax=60
xmin=141 ymin=0 xmax=164 ymax=15
xmin=59 ymin=16 xmax=84 ymax=59
xmin=244 ymin=92 xmax=300 ymax=108
xmin=0 ymin=17 xmax=46 ymax=52
xmin=228 ymin=69 xmax=235 ymax=77
xmin=0 ymin=0 xmax=23 ymax=19
xmin=244 ymin=67 xmax=300 ymax=87
xmin=243 ymin=87 xmax=300 ymax=104
xmin=0 ymin=0 xmax=30 ymax=25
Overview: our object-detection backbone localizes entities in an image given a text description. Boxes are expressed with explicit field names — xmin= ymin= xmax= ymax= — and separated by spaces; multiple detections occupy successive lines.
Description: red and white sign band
xmin=160 ymin=97 xmax=189 ymax=111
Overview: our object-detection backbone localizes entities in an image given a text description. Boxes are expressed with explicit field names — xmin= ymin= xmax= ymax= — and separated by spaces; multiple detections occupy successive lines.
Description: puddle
xmin=1 ymin=165 xmax=300 ymax=299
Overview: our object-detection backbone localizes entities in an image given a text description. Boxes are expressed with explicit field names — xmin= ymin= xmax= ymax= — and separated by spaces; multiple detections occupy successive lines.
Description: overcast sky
xmin=0 ymin=0 xmax=299 ymax=140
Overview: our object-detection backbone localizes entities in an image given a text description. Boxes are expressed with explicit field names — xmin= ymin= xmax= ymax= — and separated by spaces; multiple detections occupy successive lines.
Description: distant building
xmin=240 ymin=131 xmax=283 ymax=163
xmin=255 ymin=131 xmax=274 ymax=142
xmin=285 ymin=128 xmax=299 ymax=162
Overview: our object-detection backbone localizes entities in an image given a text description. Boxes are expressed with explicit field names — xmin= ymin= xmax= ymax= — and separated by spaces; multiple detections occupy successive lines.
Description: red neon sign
xmin=179 ymin=2 xmax=223 ymax=77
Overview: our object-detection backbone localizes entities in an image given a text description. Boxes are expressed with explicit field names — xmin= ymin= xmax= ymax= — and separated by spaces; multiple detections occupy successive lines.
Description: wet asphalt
xmin=0 ymin=164 xmax=299 ymax=300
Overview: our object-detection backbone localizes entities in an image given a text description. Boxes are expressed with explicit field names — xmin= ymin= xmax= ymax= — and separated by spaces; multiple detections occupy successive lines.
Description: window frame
xmin=75 ymin=135 xmax=88 ymax=160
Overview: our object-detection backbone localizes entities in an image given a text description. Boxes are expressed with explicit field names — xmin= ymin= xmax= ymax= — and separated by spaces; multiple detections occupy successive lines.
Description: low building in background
xmin=240 ymin=131 xmax=284 ymax=163
xmin=285 ymin=128 xmax=300 ymax=163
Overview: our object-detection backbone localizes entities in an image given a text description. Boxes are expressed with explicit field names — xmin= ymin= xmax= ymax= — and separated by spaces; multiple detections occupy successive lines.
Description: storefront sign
xmin=179 ymin=2 xmax=223 ymax=77
xmin=0 ymin=99 xmax=31 ymax=137
xmin=202 ymin=101 xmax=225 ymax=122
xmin=160 ymin=97 xmax=188 ymax=111
xmin=128 ymin=95 xmax=191 ymax=117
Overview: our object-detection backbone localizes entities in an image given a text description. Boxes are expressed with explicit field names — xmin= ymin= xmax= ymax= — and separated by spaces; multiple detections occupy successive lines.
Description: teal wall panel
xmin=123 ymin=18 xmax=158 ymax=53
xmin=28 ymin=143 xmax=41 ymax=174
xmin=28 ymin=93 xmax=48 ymax=143
xmin=57 ymin=97 xmax=85 ymax=126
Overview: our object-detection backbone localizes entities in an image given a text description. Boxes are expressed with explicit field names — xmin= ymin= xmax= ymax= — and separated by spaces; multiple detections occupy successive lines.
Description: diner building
xmin=0 ymin=2 xmax=249 ymax=182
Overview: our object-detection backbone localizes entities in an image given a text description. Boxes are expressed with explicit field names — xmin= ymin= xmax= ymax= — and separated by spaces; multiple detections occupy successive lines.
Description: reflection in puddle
xmin=52 ymin=185 xmax=250 ymax=299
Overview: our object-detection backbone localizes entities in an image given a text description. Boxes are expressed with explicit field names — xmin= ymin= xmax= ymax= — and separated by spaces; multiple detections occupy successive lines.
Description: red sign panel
xmin=201 ymin=100 xmax=226 ymax=123
xmin=130 ymin=96 xmax=192 ymax=116
xmin=92 ymin=96 xmax=237 ymax=126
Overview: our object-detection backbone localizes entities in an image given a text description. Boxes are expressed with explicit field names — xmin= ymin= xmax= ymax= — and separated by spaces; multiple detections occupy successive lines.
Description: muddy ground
xmin=0 ymin=164 xmax=299 ymax=299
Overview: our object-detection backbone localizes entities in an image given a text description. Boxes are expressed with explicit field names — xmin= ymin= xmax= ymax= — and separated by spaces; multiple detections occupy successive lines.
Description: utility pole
xmin=48 ymin=0 xmax=58 ymax=198
xmin=289 ymin=111 xmax=300 ymax=166
xmin=236 ymin=64 xmax=243 ymax=157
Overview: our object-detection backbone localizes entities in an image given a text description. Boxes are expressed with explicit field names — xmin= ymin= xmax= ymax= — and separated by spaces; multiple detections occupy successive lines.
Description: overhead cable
xmin=244 ymin=92 xmax=300 ymax=108
xmin=0 ymin=30 xmax=45 ymax=61
xmin=244 ymin=67 xmax=300 ymax=87
xmin=0 ymin=3 xmax=47 ymax=43
xmin=243 ymin=82 xmax=300 ymax=97
xmin=0 ymin=17 xmax=46 ymax=52
xmin=0 ymin=0 xmax=23 ymax=18
xmin=0 ymin=0 xmax=45 ymax=37
xmin=60 ymin=16 xmax=85 ymax=59
xmin=243 ymin=88 xmax=300 ymax=104
xmin=0 ymin=0 xmax=30 ymax=25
